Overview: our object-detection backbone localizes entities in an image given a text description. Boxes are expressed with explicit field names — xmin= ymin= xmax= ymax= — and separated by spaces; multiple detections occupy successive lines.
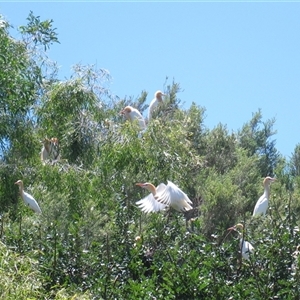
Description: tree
xmin=290 ymin=144 xmax=300 ymax=177
xmin=237 ymin=109 xmax=280 ymax=176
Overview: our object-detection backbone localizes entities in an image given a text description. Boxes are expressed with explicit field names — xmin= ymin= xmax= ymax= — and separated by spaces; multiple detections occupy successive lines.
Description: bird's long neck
xmin=263 ymin=183 xmax=271 ymax=199
xmin=146 ymin=184 xmax=157 ymax=196
xmin=18 ymin=184 xmax=24 ymax=197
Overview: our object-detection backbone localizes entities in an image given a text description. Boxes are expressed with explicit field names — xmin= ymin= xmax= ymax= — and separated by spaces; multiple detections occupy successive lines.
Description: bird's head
xmin=120 ymin=106 xmax=132 ymax=115
xmin=51 ymin=137 xmax=59 ymax=145
xmin=155 ymin=90 xmax=165 ymax=101
xmin=263 ymin=176 xmax=276 ymax=186
xmin=136 ymin=182 xmax=157 ymax=195
xmin=15 ymin=180 xmax=24 ymax=188
xmin=227 ymin=223 xmax=244 ymax=232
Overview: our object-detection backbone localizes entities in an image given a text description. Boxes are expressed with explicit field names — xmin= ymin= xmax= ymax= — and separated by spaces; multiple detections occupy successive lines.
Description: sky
xmin=0 ymin=2 xmax=299 ymax=159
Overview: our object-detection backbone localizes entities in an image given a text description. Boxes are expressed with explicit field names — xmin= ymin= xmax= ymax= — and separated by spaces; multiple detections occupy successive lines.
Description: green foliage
xmin=290 ymin=143 xmax=300 ymax=177
xmin=238 ymin=109 xmax=280 ymax=176
xmin=1 ymin=11 xmax=300 ymax=300
xmin=19 ymin=11 xmax=59 ymax=51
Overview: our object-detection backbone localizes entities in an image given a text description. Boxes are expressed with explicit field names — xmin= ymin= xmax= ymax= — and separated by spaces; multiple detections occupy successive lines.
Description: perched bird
xmin=227 ymin=223 xmax=254 ymax=260
xmin=41 ymin=137 xmax=59 ymax=164
xmin=252 ymin=176 xmax=276 ymax=217
xmin=120 ymin=106 xmax=146 ymax=131
xmin=15 ymin=180 xmax=42 ymax=214
xmin=148 ymin=90 xmax=165 ymax=121
xmin=136 ymin=180 xmax=193 ymax=213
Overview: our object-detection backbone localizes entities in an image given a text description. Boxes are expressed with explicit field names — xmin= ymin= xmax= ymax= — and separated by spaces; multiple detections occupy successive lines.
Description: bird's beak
xmin=119 ymin=109 xmax=125 ymax=115
xmin=136 ymin=183 xmax=145 ymax=187
xmin=14 ymin=181 xmax=18 ymax=185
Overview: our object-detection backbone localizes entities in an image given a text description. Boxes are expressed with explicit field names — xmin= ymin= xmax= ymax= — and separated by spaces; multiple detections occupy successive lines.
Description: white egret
xmin=148 ymin=90 xmax=165 ymax=121
xmin=227 ymin=223 xmax=254 ymax=260
xmin=252 ymin=176 xmax=276 ymax=217
xmin=136 ymin=180 xmax=193 ymax=213
xmin=120 ymin=106 xmax=146 ymax=131
xmin=15 ymin=180 xmax=42 ymax=214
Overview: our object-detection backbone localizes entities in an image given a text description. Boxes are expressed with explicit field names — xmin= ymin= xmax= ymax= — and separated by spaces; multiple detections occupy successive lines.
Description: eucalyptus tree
xmin=237 ymin=109 xmax=280 ymax=177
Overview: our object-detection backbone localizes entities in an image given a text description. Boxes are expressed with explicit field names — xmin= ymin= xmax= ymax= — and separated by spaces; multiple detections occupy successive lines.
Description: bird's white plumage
xmin=15 ymin=180 xmax=42 ymax=214
xmin=22 ymin=191 xmax=42 ymax=214
xmin=253 ymin=194 xmax=268 ymax=216
xmin=121 ymin=106 xmax=146 ymax=131
xmin=136 ymin=183 xmax=168 ymax=213
xmin=228 ymin=224 xmax=254 ymax=261
xmin=155 ymin=181 xmax=193 ymax=212
xmin=252 ymin=177 xmax=275 ymax=217
xmin=136 ymin=180 xmax=193 ymax=213
xmin=240 ymin=238 xmax=254 ymax=260
xmin=129 ymin=108 xmax=146 ymax=130
xmin=148 ymin=91 xmax=164 ymax=121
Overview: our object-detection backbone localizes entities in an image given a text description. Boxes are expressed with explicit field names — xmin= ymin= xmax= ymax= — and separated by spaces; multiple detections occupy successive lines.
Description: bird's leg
xmin=165 ymin=207 xmax=172 ymax=224
xmin=18 ymin=211 xmax=22 ymax=252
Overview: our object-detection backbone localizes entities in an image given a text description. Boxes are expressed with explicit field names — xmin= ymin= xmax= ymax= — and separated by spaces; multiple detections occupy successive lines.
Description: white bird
xmin=120 ymin=106 xmax=146 ymax=131
xmin=148 ymin=90 xmax=165 ymax=121
xmin=227 ymin=223 xmax=254 ymax=260
xmin=252 ymin=176 xmax=276 ymax=217
xmin=136 ymin=180 xmax=193 ymax=213
xmin=15 ymin=180 xmax=42 ymax=214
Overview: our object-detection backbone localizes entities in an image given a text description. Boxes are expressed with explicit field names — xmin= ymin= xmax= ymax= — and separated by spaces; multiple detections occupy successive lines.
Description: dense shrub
xmin=0 ymin=12 xmax=300 ymax=299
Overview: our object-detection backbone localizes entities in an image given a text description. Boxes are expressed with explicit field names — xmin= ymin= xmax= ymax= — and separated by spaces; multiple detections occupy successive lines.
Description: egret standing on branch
xmin=148 ymin=90 xmax=165 ymax=121
xmin=136 ymin=180 xmax=193 ymax=213
xmin=41 ymin=137 xmax=59 ymax=164
xmin=15 ymin=180 xmax=42 ymax=214
xmin=227 ymin=223 xmax=254 ymax=260
xmin=252 ymin=176 xmax=276 ymax=217
xmin=120 ymin=106 xmax=146 ymax=131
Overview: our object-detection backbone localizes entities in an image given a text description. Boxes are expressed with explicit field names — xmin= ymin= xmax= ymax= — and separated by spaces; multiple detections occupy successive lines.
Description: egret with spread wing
xmin=136 ymin=180 xmax=193 ymax=213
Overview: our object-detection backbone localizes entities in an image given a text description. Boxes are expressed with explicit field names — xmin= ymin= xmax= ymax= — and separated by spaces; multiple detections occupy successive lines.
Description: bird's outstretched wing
xmin=155 ymin=181 xmax=193 ymax=212
xmin=136 ymin=183 xmax=168 ymax=213
xmin=23 ymin=192 xmax=42 ymax=214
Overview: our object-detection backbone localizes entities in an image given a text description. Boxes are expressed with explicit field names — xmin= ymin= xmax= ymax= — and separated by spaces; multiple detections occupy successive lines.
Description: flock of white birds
xmin=119 ymin=90 xmax=165 ymax=131
xmin=14 ymin=90 xmax=283 ymax=262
